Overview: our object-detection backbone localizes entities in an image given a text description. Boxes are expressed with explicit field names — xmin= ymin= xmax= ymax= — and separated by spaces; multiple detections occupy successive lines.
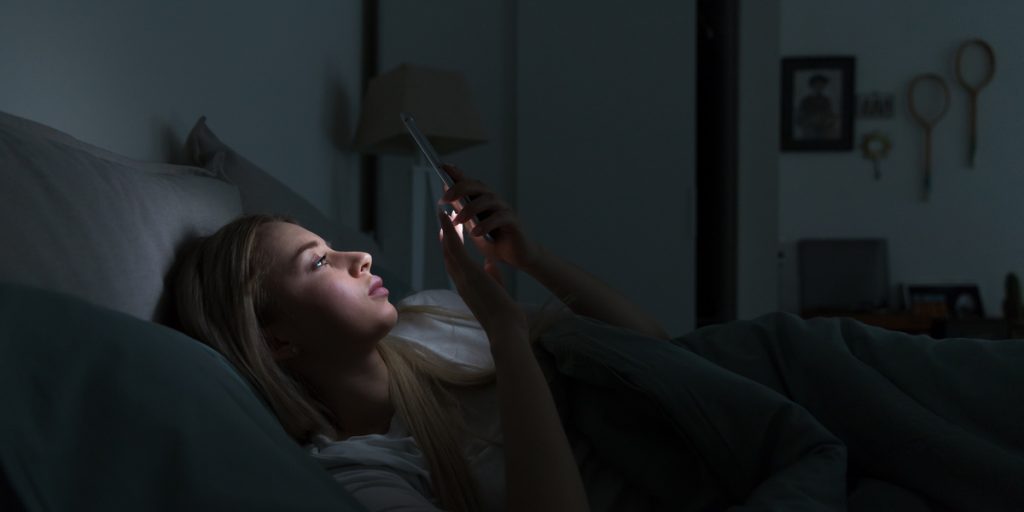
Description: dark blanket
xmin=538 ymin=312 xmax=1024 ymax=511
xmin=0 ymin=282 xmax=366 ymax=512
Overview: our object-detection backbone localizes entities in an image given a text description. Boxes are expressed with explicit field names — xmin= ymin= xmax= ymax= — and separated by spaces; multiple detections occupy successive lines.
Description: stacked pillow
xmin=0 ymin=110 xmax=242 ymax=322
xmin=0 ymin=110 xmax=410 ymax=321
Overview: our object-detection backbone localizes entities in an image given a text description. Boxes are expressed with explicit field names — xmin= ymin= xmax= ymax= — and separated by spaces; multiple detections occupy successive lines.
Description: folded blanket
xmin=539 ymin=312 xmax=1024 ymax=511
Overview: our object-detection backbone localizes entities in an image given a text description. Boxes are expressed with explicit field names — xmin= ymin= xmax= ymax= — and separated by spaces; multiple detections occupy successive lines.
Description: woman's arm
xmin=490 ymin=329 xmax=590 ymax=512
xmin=521 ymin=245 xmax=669 ymax=340
xmin=441 ymin=165 xmax=669 ymax=340
xmin=438 ymin=211 xmax=589 ymax=512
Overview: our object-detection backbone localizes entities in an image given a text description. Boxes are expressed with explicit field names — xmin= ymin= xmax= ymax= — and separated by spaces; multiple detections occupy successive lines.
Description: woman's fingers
xmin=439 ymin=166 xmax=509 ymax=222
xmin=453 ymin=195 xmax=505 ymax=225
xmin=450 ymin=211 xmax=465 ymax=242
xmin=470 ymin=210 xmax=518 ymax=237
xmin=439 ymin=210 xmax=472 ymax=267
xmin=439 ymin=209 xmax=510 ymax=288
xmin=441 ymin=182 xmax=492 ymax=206
xmin=440 ymin=164 xmax=495 ymax=203
xmin=438 ymin=165 xmax=538 ymax=272
xmin=438 ymin=202 xmax=528 ymax=337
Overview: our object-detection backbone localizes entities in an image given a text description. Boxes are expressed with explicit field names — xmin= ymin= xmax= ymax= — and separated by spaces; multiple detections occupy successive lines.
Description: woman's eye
xmin=313 ymin=254 xmax=328 ymax=270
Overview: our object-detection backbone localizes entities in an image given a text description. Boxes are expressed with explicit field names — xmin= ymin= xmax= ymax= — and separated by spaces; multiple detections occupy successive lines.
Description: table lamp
xmin=353 ymin=63 xmax=486 ymax=290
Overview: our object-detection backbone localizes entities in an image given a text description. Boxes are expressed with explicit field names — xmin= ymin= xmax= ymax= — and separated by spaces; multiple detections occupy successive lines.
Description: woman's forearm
xmin=489 ymin=334 xmax=589 ymax=512
xmin=523 ymin=245 xmax=669 ymax=340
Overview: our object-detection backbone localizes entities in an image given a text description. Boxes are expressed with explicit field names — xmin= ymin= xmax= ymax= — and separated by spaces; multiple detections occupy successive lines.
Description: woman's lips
xmin=368 ymin=275 xmax=389 ymax=297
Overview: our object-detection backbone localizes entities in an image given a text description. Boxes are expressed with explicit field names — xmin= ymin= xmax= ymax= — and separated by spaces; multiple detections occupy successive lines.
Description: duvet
xmin=539 ymin=312 xmax=1024 ymax=510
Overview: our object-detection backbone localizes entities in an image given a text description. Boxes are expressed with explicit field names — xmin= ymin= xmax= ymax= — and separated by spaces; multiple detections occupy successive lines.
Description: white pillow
xmin=0 ymin=110 xmax=242 ymax=322
xmin=391 ymin=289 xmax=493 ymax=369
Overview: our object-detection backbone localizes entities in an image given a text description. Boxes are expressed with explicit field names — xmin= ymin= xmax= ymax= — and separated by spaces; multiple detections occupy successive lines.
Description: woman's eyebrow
xmin=292 ymin=240 xmax=319 ymax=262
xmin=292 ymin=239 xmax=330 ymax=262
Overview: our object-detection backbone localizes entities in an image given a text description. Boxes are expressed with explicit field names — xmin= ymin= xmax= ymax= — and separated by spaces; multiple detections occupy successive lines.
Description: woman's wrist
xmin=486 ymin=327 xmax=532 ymax=361
xmin=518 ymin=243 xmax=550 ymax=275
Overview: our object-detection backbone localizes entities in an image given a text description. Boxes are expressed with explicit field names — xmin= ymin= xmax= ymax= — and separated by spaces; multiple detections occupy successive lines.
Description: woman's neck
xmin=300 ymin=347 xmax=393 ymax=439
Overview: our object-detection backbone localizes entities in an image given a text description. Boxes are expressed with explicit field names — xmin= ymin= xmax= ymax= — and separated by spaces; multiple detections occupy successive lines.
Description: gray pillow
xmin=0 ymin=281 xmax=367 ymax=511
xmin=185 ymin=116 xmax=411 ymax=300
xmin=0 ymin=110 xmax=243 ymax=322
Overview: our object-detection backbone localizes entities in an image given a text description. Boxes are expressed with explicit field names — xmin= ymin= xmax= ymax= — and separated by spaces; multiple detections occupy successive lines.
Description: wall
xmin=779 ymin=0 xmax=1024 ymax=316
xmin=379 ymin=1 xmax=696 ymax=336
xmin=516 ymin=0 xmax=696 ymax=336
xmin=736 ymin=0 xmax=782 ymax=319
xmin=1 ymin=0 xmax=697 ymax=332
xmin=376 ymin=0 xmax=517 ymax=292
xmin=0 ymin=0 xmax=365 ymax=227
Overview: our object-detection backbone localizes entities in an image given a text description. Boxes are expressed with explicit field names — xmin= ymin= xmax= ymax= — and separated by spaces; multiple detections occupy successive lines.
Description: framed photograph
xmin=906 ymin=285 xmax=985 ymax=319
xmin=780 ymin=56 xmax=855 ymax=151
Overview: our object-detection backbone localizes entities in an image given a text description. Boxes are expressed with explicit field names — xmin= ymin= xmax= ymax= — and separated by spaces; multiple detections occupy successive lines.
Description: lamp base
xmin=410 ymin=164 xmax=428 ymax=291
xmin=410 ymin=163 xmax=455 ymax=292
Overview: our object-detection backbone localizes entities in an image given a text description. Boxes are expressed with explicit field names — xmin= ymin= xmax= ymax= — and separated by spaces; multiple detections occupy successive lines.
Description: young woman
xmin=172 ymin=165 xmax=668 ymax=512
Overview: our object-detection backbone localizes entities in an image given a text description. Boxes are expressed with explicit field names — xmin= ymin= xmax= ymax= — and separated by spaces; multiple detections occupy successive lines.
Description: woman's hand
xmin=438 ymin=208 xmax=527 ymax=341
xmin=441 ymin=208 xmax=590 ymax=512
xmin=440 ymin=165 xmax=542 ymax=271
xmin=439 ymin=166 xmax=667 ymax=341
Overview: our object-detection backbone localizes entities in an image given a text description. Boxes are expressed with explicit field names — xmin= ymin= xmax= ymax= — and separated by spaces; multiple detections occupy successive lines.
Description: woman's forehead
xmin=258 ymin=222 xmax=320 ymax=255
xmin=261 ymin=221 xmax=311 ymax=240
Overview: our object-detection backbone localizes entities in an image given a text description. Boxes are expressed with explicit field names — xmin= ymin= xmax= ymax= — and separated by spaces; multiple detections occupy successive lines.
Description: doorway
xmin=696 ymin=0 xmax=739 ymax=327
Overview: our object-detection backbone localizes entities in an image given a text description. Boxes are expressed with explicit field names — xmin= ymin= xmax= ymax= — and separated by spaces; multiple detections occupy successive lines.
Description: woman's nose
xmin=346 ymin=252 xmax=372 ymax=275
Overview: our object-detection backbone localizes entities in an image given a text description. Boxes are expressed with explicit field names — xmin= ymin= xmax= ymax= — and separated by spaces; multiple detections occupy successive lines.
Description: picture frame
xmin=905 ymin=284 xmax=985 ymax=319
xmin=780 ymin=56 xmax=855 ymax=151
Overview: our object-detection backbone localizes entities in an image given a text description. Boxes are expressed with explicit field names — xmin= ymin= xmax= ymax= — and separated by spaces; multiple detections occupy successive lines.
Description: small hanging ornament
xmin=860 ymin=131 xmax=892 ymax=180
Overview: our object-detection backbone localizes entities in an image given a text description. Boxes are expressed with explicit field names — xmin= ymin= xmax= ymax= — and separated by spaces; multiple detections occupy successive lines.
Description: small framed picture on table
xmin=780 ymin=56 xmax=856 ymax=151
xmin=906 ymin=285 xmax=985 ymax=319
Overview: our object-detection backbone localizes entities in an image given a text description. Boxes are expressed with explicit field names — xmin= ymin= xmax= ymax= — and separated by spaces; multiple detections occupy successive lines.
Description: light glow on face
xmin=259 ymin=222 xmax=397 ymax=357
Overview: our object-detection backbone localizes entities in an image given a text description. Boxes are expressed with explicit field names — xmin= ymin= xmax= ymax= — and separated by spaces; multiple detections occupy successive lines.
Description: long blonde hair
xmin=171 ymin=214 xmax=494 ymax=511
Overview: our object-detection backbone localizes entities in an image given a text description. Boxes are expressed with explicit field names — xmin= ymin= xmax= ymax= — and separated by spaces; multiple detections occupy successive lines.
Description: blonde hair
xmin=171 ymin=214 xmax=495 ymax=511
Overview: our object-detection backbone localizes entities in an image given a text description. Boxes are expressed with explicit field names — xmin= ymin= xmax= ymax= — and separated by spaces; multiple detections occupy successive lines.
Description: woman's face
xmin=257 ymin=221 xmax=397 ymax=359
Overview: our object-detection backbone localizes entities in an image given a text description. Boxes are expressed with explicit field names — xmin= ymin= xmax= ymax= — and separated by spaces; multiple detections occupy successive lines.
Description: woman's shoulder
xmin=306 ymin=417 xmax=440 ymax=509
xmin=306 ymin=416 xmax=423 ymax=470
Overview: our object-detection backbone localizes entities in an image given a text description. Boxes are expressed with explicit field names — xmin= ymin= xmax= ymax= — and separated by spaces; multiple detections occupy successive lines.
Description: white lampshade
xmin=353 ymin=63 xmax=487 ymax=155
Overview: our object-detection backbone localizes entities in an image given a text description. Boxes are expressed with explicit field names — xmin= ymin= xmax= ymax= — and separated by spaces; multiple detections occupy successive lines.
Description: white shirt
xmin=307 ymin=415 xmax=439 ymax=510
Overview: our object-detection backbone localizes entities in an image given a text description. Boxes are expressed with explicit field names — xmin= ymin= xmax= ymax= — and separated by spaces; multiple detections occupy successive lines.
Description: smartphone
xmin=401 ymin=112 xmax=494 ymax=242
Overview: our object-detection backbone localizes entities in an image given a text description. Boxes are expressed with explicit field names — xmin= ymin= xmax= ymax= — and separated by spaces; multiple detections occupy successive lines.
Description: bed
xmin=3 ymin=110 xmax=1024 ymax=511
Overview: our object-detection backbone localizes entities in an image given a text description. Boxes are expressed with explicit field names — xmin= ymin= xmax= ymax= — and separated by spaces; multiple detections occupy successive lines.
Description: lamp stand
xmin=410 ymin=156 xmax=429 ymax=291
xmin=410 ymin=154 xmax=454 ymax=292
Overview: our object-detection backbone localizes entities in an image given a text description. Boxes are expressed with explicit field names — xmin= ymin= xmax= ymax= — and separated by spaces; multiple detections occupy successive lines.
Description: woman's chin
xmin=382 ymin=304 xmax=399 ymax=330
